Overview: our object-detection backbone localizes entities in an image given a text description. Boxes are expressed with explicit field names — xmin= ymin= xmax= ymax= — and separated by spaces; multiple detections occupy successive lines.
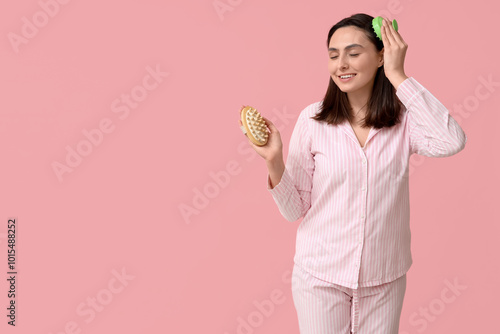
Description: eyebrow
xmin=328 ymin=44 xmax=364 ymax=52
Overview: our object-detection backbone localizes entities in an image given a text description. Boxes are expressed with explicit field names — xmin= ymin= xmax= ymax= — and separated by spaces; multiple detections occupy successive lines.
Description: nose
xmin=339 ymin=54 xmax=349 ymax=69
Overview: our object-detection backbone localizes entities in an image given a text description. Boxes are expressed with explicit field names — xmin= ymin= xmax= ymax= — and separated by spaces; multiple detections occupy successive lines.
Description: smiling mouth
xmin=338 ymin=74 xmax=357 ymax=78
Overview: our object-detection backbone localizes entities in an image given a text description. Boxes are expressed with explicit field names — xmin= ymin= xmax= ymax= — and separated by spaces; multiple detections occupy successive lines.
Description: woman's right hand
xmin=239 ymin=116 xmax=283 ymax=162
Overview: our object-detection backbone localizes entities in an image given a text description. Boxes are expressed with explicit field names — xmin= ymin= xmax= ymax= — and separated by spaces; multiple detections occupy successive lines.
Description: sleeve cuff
xmin=267 ymin=167 xmax=293 ymax=197
xmin=396 ymin=77 xmax=425 ymax=107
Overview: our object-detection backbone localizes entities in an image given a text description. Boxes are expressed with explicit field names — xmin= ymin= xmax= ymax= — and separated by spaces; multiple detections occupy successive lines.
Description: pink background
xmin=0 ymin=0 xmax=498 ymax=333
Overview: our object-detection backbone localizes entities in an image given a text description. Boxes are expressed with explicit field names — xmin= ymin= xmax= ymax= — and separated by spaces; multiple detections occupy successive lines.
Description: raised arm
xmin=396 ymin=77 xmax=467 ymax=157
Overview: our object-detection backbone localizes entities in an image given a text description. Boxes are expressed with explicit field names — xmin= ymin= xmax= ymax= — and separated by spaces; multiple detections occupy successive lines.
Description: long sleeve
xmin=266 ymin=107 xmax=315 ymax=222
xmin=396 ymin=77 xmax=467 ymax=157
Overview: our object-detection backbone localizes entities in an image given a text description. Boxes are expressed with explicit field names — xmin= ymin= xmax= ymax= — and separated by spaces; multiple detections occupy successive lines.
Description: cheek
xmin=328 ymin=61 xmax=338 ymax=75
xmin=327 ymin=61 xmax=334 ymax=71
xmin=355 ymin=58 xmax=371 ymax=71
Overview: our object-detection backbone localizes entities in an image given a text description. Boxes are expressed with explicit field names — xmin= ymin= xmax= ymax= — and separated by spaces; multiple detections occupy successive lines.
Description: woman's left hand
xmin=380 ymin=17 xmax=408 ymax=85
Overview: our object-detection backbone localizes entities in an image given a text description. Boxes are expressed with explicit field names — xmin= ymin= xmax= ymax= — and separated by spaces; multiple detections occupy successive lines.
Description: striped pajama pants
xmin=291 ymin=263 xmax=407 ymax=334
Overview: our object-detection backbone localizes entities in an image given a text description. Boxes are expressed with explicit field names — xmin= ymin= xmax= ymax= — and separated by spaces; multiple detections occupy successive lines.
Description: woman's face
xmin=328 ymin=26 xmax=383 ymax=94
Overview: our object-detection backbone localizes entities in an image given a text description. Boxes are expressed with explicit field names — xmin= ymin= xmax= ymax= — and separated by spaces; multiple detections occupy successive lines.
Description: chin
xmin=334 ymin=82 xmax=354 ymax=92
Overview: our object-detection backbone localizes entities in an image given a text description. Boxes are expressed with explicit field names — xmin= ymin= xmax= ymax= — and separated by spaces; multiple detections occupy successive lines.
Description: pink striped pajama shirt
xmin=266 ymin=77 xmax=467 ymax=333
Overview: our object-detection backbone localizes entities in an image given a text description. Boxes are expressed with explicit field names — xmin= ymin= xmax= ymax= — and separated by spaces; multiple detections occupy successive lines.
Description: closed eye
xmin=330 ymin=54 xmax=359 ymax=59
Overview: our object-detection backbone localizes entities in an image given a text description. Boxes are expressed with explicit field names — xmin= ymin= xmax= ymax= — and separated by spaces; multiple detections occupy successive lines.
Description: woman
xmin=239 ymin=13 xmax=467 ymax=334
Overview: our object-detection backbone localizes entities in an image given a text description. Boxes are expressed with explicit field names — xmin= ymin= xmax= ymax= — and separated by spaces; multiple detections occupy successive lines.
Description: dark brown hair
xmin=311 ymin=13 xmax=404 ymax=129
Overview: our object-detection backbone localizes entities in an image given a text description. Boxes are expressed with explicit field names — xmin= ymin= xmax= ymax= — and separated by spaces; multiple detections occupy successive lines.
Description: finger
xmin=384 ymin=18 xmax=404 ymax=47
xmin=382 ymin=19 xmax=394 ymax=46
xmin=261 ymin=116 xmax=275 ymax=132
xmin=264 ymin=118 xmax=278 ymax=133
xmin=381 ymin=24 xmax=389 ymax=47
xmin=387 ymin=20 xmax=406 ymax=47
xmin=262 ymin=116 xmax=274 ymax=127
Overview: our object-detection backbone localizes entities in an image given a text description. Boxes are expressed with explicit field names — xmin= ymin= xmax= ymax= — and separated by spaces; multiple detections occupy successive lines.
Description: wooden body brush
xmin=239 ymin=105 xmax=268 ymax=146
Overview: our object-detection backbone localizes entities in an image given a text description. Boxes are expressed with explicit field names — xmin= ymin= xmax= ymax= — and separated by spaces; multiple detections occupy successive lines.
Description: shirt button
xmin=362 ymin=160 xmax=367 ymax=164
xmin=361 ymin=187 xmax=366 ymax=191
xmin=361 ymin=215 xmax=364 ymax=219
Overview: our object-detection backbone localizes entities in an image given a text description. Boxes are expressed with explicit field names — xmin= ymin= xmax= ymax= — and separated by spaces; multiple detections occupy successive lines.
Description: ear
xmin=379 ymin=48 xmax=384 ymax=67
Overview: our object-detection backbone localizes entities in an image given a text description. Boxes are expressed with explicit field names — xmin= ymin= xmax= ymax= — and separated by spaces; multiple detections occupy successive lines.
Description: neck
xmin=348 ymin=95 xmax=369 ymax=112
xmin=348 ymin=94 xmax=370 ymax=121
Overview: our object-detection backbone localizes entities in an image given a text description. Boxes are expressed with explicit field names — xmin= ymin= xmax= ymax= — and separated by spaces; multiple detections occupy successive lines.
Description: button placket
xmin=355 ymin=152 xmax=368 ymax=274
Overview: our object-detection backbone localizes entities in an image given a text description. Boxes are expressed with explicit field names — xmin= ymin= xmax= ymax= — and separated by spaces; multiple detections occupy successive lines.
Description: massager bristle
xmin=239 ymin=105 xmax=268 ymax=146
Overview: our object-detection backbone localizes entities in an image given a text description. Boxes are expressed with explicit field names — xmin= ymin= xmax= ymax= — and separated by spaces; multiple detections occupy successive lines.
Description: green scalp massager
xmin=372 ymin=16 xmax=398 ymax=40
